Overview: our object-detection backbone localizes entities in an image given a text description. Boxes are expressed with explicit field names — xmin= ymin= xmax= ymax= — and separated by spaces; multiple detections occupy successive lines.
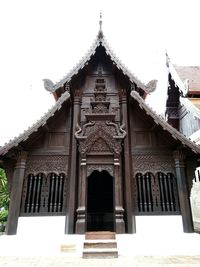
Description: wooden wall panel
xmin=48 ymin=133 xmax=65 ymax=148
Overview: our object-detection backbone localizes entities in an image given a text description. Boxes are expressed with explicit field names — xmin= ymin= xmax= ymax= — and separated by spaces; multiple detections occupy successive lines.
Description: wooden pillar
xmin=75 ymin=158 xmax=87 ymax=234
xmin=173 ymin=150 xmax=194 ymax=233
xmin=114 ymin=158 xmax=125 ymax=233
xmin=6 ymin=151 xmax=27 ymax=235
xmin=65 ymin=91 xmax=81 ymax=234
xmin=120 ymin=90 xmax=135 ymax=233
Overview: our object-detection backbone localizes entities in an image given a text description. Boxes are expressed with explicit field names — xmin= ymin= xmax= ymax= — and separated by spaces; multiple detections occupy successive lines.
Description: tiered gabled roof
xmin=1 ymin=30 xmax=200 ymax=158
xmin=43 ymin=31 xmax=157 ymax=95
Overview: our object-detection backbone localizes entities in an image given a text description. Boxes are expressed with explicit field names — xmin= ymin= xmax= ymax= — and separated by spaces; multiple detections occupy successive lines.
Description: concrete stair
xmin=83 ymin=231 xmax=118 ymax=258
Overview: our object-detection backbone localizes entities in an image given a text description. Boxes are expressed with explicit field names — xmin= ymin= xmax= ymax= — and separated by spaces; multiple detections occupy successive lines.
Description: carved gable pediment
xmin=78 ymin=126 xmax=121 ymax=156
xmin=90 ymin=137 xmax=111 ymax=153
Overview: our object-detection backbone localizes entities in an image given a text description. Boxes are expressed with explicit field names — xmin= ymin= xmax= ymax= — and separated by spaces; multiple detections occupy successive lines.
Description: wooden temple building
xmin=1 ymin=22 xmax=200 ymax=235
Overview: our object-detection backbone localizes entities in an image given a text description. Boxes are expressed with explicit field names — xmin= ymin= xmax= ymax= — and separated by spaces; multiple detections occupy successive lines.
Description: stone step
xmin=83 ymin=232 xmax=118 ymax=258
xmin=84 ymin=240 xmax=117 ymax=249
xmin=85 ymin=231 xmax=116 ymax=240
xmin=83 ymin=248 xmax=118 ymax=259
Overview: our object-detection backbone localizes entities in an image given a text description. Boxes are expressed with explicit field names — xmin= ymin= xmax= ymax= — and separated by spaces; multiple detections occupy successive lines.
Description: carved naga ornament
xmin=75 ymin=76 xmax=126 ymax=157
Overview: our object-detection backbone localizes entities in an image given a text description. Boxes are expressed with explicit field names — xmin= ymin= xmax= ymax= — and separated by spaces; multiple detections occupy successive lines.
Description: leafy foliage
xmin=0 ymin=168 xmax=9 ymax=223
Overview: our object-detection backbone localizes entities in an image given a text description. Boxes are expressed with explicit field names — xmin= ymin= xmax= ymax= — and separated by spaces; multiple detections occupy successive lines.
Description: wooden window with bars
xmin=135 ymin=172 xmax=180 ymax=215
xmin=22 ymin=172 xmax=66 ymax=215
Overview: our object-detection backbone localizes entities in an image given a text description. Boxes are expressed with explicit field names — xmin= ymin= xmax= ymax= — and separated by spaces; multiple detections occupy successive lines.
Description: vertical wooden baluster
xmin=35 ymin=173 xmax=42 ymax=213
xmin=26 ymin=174 xmax=33 ymax=213
xmin=30 ymin=175 xmax=37 ymax=213
xmin=40 ymin=176 xmax=47 ymax=213
xmin=48 ymin=174 xmax=52 ymax=212
xmin=166 ymin=173 xmax=173 ymax=211
xmin=34 ymin=174 xmax=39 ymax=212
xmin=148 ymin=173 xmax=153 ymax=212
xmin=139 ymin=174 xmax=144 ymax=212
xmin=38 ymin=174 xmax=43 ymax=212
xmin=162 ymin=174 xmax=168 ymax=211
xmin=152 ymin=175 xmax=157 ymax=212
xmin=60 ymin=174 xmax=64 ymax=212
xmin=33 ymin=175 xmax=39 ymax=213
xmin=136 ymin=174 xmax=140 ymax=212
xmin=54 ymin=174 xmax=59 ymax=212
xmin=158 ymin=173 xmax=164 ymax=211
xmin=146 ymin=173 xmax=152 ymax=212
xmin=143 ymin=174 xmax=148 ymax=212
xmin=58 ymin=174 xmax=63 ymax=212
xmin=56 ymin=175 xmax=60 ymax=212
xmin=162 ymin=173 xmax=168 ymax=211
xmin=29 ymin=174 xmax=35 ymax=213
xmin=144 ymin=173 xmax=149 ymax=212
xmin=52 ymin=174 xmax=57 ymax=212
xmin=50 ymin=173 xmax=55 ymax=212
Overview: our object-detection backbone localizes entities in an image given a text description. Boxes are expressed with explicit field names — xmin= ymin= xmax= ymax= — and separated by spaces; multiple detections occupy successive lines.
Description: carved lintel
xmin=25 ymin=155 xmax=68 ymax=175
xmin=87 ymin=165 xmax=113 ymax=177
xmin=133 ymin=155 xmax=175 ymax=175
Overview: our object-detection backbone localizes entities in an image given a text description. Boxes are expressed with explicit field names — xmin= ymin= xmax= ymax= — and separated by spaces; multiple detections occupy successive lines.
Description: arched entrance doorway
xmin=87 ymin=170 xmax=114 ymax=231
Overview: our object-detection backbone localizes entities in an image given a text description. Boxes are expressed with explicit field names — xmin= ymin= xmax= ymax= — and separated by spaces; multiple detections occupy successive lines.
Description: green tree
xmin=0 ymin=168 xmax=9 ymax=224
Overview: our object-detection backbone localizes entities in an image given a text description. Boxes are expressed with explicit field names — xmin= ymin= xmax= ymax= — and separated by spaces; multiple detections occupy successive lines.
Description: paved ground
xmin=1 ymin=255 xmax=200 ymax=267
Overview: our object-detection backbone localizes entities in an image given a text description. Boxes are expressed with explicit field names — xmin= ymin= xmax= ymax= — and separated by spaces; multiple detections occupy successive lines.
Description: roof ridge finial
xmin=99 ymin=12 xmax=102 ymax=31
xmin=98 ymin=12 xmax=103 ymax=39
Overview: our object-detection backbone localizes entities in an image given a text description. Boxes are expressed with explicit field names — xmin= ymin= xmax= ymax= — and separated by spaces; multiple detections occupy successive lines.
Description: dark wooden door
xmin=87 ymin=170 xmax=114 ymax=231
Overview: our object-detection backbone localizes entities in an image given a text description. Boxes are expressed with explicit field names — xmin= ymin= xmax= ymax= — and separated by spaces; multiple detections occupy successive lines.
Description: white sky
xmin=0 ymin=0 xmax=200 ymax=146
